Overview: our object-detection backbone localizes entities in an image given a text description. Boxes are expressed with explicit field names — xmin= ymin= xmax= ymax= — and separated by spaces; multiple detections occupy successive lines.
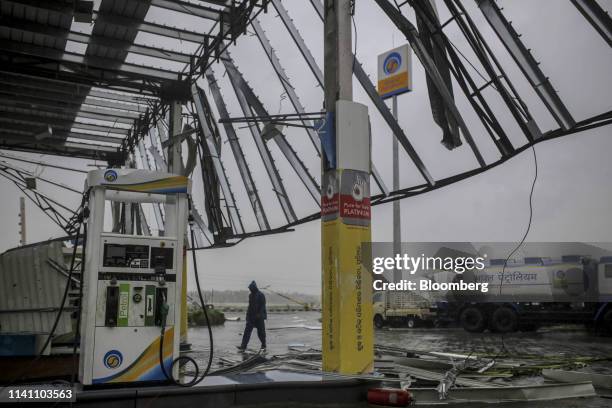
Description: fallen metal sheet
xmin=210 ymin=353 xmax=268 ymax=376
xmin=0 ymin=241 xmax=73 ymax=336
xmin=267 ymin=324 xmax=322 ymax=331
xmin=543 ymin=368 xmax=612 ymax=390
xmin=273 ymin=365 xmax=403 ymax=384
xmin=409 ymin=382 xmax=596 ymax=404
xmin=390 ymin=356 xmax=455 ymax=371
xmin=396 ymin=365 xmax=505 ymax=388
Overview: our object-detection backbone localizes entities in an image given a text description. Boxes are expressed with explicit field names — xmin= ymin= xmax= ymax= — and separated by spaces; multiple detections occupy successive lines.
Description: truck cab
xmin=373 ymin=291 xmax=436 ymax=329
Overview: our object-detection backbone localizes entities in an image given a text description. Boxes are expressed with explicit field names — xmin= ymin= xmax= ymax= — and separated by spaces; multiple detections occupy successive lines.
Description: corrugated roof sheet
xmin=0 ymin=241 xmax=75 ymax=336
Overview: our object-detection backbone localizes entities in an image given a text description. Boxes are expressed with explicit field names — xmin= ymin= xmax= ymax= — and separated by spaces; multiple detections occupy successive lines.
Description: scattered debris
xmin=543 ymin=368 xmax=612 ymax=390
xmin=205 ymin=342 xmax=608 ymax=404
xmin=267 ymin=324 xmax=322 ymax=331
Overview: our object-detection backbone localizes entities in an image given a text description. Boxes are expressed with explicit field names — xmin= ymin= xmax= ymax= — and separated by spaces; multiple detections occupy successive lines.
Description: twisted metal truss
xmin=0 ymin=1 xmax=610 ymax=248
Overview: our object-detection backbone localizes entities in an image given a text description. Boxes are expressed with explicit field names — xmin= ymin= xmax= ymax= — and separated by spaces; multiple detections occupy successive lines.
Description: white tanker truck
xmin=430 ymin=255 xmax=612 ymax=334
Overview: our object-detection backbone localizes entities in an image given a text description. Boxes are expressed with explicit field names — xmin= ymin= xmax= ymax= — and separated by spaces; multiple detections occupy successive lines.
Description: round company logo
xmin=383 ymin=52 xmax=402 ymax=75
xmin=103 ymin=350 xmax=123 ymax=369
xmin=104 ymin=169 xmax=118 ymax=182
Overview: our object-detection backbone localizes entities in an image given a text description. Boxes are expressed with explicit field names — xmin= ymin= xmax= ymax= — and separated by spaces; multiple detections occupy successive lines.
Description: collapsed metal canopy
xmin=0 ymin=0 xmax=611 ymax=248
xmin=0 ymin=0 xmax=268 ymax=161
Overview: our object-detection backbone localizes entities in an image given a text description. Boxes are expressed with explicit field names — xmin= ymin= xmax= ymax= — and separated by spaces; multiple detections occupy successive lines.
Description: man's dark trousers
xmin=241 ymin=319 xmax=266 ymax=349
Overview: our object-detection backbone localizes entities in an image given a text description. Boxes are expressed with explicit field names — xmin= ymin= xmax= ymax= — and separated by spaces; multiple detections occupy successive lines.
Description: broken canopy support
xmin=412 ymin=0 xmax=462 ymax=151
xmin=409 ymin=0 xmax=515 ymax=155
xmin=571 ymin=0 xmax=612 ymax=48
xmin=223 ymin=53 xmax=321 ymax=207
xmin=374 ymin=0 xmax=486 ymax=168
xmin=205 ymin=68 xmax=271 ymax=231
xmin=192 ymin=84 xmax=245 ymax=237
xmin=222 ymin=53 xmax=298 ymax=224
xmin=251 ymin=18 xmax=321 ymax=156
xmin=271 ymin=0 xmax=391 ymax=193
xmin=143 ymin=129 xmax=213 ymax=247
xmin=306 ymin=0 xmax=433 ymax=187
xmin=442 ymin=0 xmax=542 ymax=145
xmin=476 ymin=0 xmax=576 ymax=131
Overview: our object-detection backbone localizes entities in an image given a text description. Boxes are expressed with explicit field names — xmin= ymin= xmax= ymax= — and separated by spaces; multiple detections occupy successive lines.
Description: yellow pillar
xmin=321 ymin=101 xmax=373 ymax=374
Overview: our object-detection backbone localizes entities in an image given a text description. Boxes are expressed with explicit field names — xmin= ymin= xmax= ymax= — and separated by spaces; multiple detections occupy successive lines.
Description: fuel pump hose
xmin=158 ymin=196 xmax=214 ymax=387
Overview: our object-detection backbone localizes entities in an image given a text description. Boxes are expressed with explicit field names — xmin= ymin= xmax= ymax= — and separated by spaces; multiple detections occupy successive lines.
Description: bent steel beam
xmin=374 ymin=0 xmax=486 ymax=168
xmin=144 ymin=124 xmax=212 ymax=246
xmin=443 ymin=0 xmax=542 ymax=144
xmin=251 ymin=18 xmax=321 ymax=155
xmin=222 ymin=53 xmax=298 ymax=224
xmin=476 ymin=0 xmax=576 ymax=130
xmin=309 ymin=0 xmax=437 ymax=183
xmin=272 ymin=0 xmax=324 ymax=87
xmin=205 ymin=68 xmax=271 ymax=231
xmin=272 ymin=0 xmax=402 ymax=191
xmin=571 ymin=0 xmax=612 ymax=47
xmin=409 ymin=0 xmax=514 ymax=155
xmin=192 ymin=84 xmax=245 ymax=235
xmin=226 ymin=61 xmax=321 ymax=205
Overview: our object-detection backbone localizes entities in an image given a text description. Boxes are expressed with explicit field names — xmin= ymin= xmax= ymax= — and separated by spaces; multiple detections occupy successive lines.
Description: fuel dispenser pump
xmin=78 ymin=169 xmax=190 ymax=385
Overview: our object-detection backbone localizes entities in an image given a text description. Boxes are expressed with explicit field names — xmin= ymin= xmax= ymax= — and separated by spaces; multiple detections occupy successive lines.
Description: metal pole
xmin=19 ymin=197 xmax=26 ymax=245
xmin=167 ymin=100 xmax=189 ymax=349
xmin=392 ymin=96 xmax=401 ymax=284
xmin=167 ymin=101 xmax=182 ymax=174
xmin=322 ymin=0 xmax=373 ymax=374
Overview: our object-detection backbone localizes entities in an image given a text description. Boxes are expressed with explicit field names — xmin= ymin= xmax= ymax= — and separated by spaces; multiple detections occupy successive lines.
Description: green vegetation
xmin=188 ymin=305 xmax=225 ymax=326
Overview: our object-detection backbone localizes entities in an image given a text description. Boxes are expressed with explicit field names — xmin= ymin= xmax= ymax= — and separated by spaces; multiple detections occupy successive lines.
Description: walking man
xmin=238 ymin=281 xmax=267 ymax=352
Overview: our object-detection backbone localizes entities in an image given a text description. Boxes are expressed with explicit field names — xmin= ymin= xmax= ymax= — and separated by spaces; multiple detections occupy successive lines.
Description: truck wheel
xmin=406 ymin=318 xmax=417 ymax=329
xmin=374 ymin=314 xmax=385 ymax=329
xmin=460 ymin=306 xmax=486 ymax=333
xmin=491 ymin=307 xmax=518 ymax=334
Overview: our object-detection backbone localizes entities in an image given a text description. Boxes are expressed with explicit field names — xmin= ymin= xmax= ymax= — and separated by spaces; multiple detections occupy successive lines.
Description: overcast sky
xmin=1 ymin=0 xmax=611 ymax=295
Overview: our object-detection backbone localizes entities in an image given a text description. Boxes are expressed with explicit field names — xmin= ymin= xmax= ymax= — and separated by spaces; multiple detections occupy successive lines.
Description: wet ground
xmin=188 ymin=311 xmax=612 ymax=407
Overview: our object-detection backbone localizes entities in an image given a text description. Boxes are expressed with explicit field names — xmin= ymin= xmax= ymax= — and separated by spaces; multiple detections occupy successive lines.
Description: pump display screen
xmin=103 ymin=244 xmax=150 ymax=268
